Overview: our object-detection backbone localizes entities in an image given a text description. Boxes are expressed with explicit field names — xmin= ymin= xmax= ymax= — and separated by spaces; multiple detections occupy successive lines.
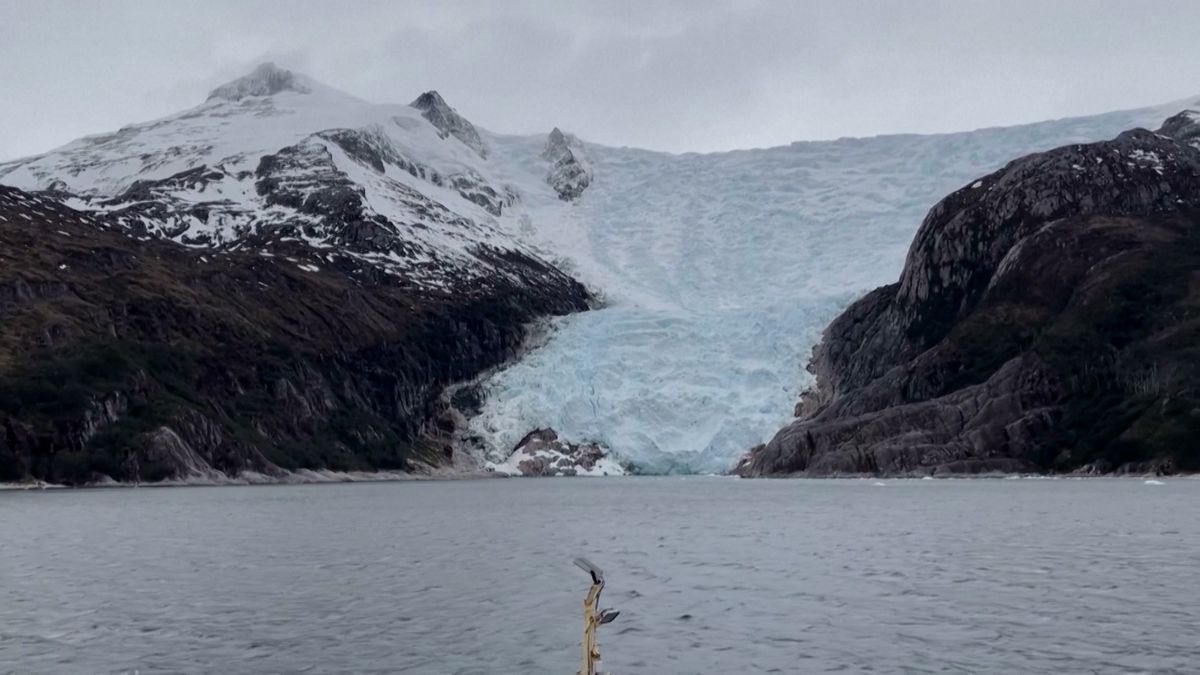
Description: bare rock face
xmin=410 ymin=91 xmax=488 ymax=159
xmin=542 ymin=128 xmax=592 ymax=201
xmin=140 ymin=426 xmax=223 ymax=482
xmin=738 ymin=118 xmax=1200 ymax=477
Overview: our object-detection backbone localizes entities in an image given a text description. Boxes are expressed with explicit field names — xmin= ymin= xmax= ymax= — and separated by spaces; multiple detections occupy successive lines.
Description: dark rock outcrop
xmin=0 ymin=186 xmax=589 ymax=485
xmin=1158 ymin=109 xmax=1200 ymax=146
xmin=410 ymin=91 xmax=488 ymax=159
xmin=738 ymin=119 xmax=1200 ymax=477
xmin=542 ymin=128 xmax=592 ymax=201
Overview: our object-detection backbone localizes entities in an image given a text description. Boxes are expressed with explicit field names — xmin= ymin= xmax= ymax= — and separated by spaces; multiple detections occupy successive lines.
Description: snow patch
xmin=1128 ymin=149 xmax=1165 ymax=174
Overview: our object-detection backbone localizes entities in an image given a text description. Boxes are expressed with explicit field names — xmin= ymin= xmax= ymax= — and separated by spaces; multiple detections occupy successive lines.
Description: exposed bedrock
xmin=739 ymin=119 xmax=1200 ymax=476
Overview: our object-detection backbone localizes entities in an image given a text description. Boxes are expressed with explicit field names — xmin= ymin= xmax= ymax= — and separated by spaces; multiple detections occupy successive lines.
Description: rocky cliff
xmin=738 ymin=114 xmax=1200 ymax=476
xmin=0 ymin=186 xmax=588 ymax=485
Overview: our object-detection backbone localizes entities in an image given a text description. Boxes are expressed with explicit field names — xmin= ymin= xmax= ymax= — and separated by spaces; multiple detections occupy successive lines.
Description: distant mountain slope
xmin=0 ymin=185 xmax=587 ymax=484
xmin=0 ymin=63 xmax=552 ymax=290
xmin=737 ymin=115 xmax=1200 ymax=476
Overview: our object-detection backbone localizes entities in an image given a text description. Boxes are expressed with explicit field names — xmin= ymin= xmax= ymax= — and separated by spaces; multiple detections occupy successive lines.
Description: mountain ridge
xmin=0 ymin=183 xmax=589 ymax=484
xmin=0 ymin=64 xmax=603 ymax=484
xmin=5 ymin=63 xmax=1200 ymax=476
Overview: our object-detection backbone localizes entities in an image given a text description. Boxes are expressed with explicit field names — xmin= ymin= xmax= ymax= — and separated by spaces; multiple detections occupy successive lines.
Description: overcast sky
xmin=2 ymin=0 xmax=1199 ymax=159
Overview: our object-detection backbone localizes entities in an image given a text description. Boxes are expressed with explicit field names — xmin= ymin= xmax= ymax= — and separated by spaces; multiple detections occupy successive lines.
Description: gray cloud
xmin=2 ymin=0 xmax=1199 ymax=159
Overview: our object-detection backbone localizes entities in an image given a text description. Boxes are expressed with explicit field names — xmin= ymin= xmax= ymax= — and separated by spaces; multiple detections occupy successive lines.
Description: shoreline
xmin=0 ymin=465 xmax=502 ymax=491
xmin=3 ymin=469 xmax=1197 ymax=491
xmin=742 ymin=471 xmax=1200 ymax=481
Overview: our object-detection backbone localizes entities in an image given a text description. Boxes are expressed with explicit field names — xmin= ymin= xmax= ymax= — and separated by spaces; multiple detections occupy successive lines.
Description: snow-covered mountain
xmin=4 ymin=63 xmax=1198 ymax=474
xmin=0 ymin=63 xmax=542 ymax=290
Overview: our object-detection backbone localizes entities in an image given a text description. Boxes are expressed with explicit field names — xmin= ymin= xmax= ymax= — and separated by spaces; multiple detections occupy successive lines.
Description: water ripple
xmin=1 ymin=478 xmax=1199 ymax=673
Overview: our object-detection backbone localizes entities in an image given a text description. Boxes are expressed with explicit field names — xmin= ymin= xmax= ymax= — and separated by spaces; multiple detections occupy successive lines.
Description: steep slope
xmin=0 ymin=65 xmax=595 ymax=484
xmin=737 ymin=117 xmax=1200 ymax=476
xmin=0 ymin=186 xmax=587 ymax=484
xmin=0 ymin=63 xmax=531 ymax=290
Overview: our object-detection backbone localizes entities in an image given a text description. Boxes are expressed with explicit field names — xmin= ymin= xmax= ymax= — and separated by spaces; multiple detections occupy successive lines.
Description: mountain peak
xmin=410 ymin=90 xmax=449 ymax=111
xmin=207 ymin=63 xmax=311 ymax=102
xmin=410 ymin=90 xmax=487 ymax=158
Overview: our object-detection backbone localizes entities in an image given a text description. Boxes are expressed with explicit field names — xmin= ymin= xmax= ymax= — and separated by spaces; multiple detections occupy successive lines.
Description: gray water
xmin=2 ymin=478 xmax=1198 ymax=674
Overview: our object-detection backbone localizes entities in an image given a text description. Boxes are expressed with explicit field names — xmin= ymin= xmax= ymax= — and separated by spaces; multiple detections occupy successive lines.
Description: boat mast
xmin=575 ymin=557 xmax=619 ymax=675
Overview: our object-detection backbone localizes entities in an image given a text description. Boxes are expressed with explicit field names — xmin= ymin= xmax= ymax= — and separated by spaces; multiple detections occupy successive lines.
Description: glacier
xmin=471 ymin=99 xmax=1200 ymax=474
xmin=3 ymin=63 xmax=1197 ymax=474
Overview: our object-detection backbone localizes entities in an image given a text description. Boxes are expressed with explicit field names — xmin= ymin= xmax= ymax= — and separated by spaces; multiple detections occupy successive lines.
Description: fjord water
xmin=2 ymin=479 xmax=1198 ymax=674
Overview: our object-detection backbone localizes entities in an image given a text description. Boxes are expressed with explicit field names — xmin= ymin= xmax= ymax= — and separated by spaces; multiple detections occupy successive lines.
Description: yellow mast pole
xmin=581 ymin=580 xmax=602 ymax=674
xmin=575 ymin=558 xmax=619 ymax=675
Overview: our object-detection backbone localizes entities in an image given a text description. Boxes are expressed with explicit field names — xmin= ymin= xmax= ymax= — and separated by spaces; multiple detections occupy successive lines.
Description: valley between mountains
xmin=2 ymin=63 xmax=1199 ymax=483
